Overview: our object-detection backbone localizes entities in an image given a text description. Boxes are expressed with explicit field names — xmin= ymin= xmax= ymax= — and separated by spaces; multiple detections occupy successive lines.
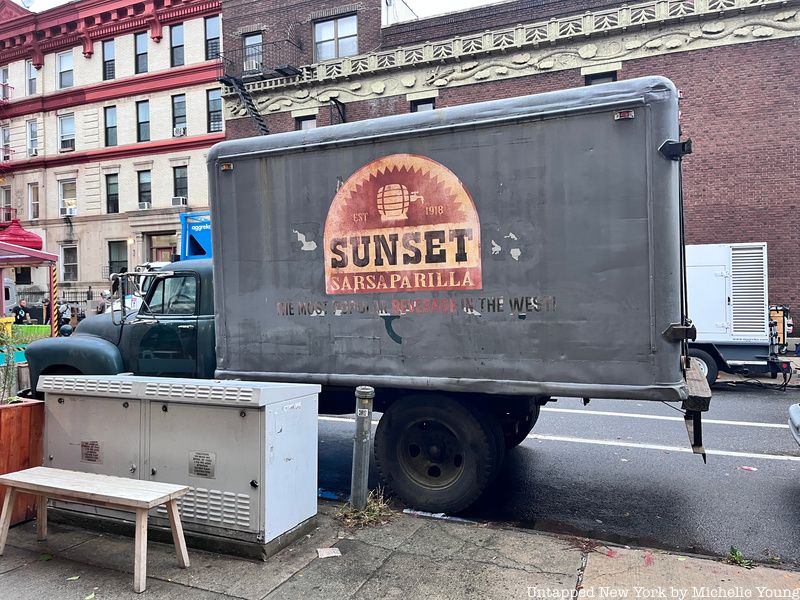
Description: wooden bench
xmin=0 ymin=467 xmax=190 ymax=593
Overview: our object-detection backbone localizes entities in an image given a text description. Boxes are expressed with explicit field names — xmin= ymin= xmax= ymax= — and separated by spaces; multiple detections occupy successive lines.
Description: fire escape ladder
xmin=220 ymin=75 xmax=269 ymax=136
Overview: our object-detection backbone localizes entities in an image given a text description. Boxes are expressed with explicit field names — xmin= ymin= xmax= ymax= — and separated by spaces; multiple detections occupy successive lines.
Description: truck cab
xmin=25 ymin=259 xmax=215 ymax=392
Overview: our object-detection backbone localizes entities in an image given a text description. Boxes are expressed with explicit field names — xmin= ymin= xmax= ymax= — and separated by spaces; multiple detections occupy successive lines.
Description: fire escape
xmin=218 ymin=37 xmax=305 ymax=136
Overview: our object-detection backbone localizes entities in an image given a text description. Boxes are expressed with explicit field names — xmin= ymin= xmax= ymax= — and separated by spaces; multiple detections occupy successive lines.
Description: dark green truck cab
xmin=26 ymin=259 xmax=216 ymax=392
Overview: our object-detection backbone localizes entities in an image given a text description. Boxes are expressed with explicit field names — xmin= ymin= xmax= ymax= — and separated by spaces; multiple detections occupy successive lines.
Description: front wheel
xmin=688 ymin=348 xmax=718 ymax=387
xmin=374 ymin=396 xmax=501 ymax=514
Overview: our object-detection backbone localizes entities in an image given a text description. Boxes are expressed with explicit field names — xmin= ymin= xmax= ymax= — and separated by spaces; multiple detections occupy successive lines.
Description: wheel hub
xmin=397 ymin=419 xmax=465 ymax=489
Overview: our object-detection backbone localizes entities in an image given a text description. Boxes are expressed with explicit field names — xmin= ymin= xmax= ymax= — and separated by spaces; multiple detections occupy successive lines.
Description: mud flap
xmin=682 ymin=357 xmax=712 ymax=462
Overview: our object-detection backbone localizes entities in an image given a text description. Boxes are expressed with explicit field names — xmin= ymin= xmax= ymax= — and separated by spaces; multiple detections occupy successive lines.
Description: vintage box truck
xmin=26 ymin=77 xmax=709 ymax=513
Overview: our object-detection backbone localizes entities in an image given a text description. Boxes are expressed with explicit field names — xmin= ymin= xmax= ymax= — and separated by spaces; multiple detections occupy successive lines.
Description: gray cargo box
xmin=209 ymin=76 xmax=686 ymax=402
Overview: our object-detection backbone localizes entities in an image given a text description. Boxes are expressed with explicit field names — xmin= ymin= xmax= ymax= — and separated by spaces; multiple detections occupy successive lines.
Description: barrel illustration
xmin=376 ymin=184 xmax=421 ymax=221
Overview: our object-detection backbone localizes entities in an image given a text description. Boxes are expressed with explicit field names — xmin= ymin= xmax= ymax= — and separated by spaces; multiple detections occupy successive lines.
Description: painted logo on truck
xmin=324 ymin=154 xmax=482 ymax=295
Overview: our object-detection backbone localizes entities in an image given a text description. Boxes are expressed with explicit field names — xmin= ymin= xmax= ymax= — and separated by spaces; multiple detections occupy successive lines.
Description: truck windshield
xmin=142 ymin=276 xmax=197 ymax=315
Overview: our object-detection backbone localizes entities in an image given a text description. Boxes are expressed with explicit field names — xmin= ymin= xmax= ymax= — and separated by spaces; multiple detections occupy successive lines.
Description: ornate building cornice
xmin=0 ymin=0 xmax=220 ymax=67
xmin=228 ymin=0 xmax=800 ymax=118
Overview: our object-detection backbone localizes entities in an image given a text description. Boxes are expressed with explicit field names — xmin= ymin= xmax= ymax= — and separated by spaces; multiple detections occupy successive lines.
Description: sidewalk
xmin=0 ymin=502 xmax=797 ymax=599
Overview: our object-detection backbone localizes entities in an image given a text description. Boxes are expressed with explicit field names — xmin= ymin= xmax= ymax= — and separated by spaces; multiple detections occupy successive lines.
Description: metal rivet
xmin=240 ymin=410 xmax=246 ymax=418
xmin=57 ymin=397 xmax=64 ymax=404
xmin=162 ymin=405 xmax=168 ymax=412
xmin=250 ymin=480 xmax=259 ymax=489
xmin=123 ymin=401 xmax=129 ymax=409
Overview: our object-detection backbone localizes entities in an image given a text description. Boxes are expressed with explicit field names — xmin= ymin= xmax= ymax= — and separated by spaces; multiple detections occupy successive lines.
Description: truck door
xmin=122 ymin=273 xmax=199 ymax=377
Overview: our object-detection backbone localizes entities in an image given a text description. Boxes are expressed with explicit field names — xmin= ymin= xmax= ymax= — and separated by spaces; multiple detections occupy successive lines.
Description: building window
xmin=61 ymin=245 xmax=78 ymax=282
xmin=172 ymin=95 xmax=187 ymax=133
xmin=0 ymin=187 xmax=11 ymax=222
xmin=26 ymin=120 xmax=38 ymax=157
xmin=314 ymin=15 xmax=357 ymax=62
xmin=242 ymin=33 xmax=262 ymax=71
xmin=57 ymin=51 xmax=73 ymax=89
xmin=205 ymin=16 xmax=221 ymax=60
xmin=106 ymin=173 xmax=119 ymax=214
xmin=15 ymin=268 xmax=32 ymax=285
xmin=104 ymin=106 xmax=117 ymax=147
xmin=296 ymin=116 xmax=317 ymax=130
xmin=58 ymin=114 xmax=75 ymax=152
xmin=59 ymin=179 xmax=77 ymax=216
xmin=102 ymin=39 xmax=115 ymax=80
xmin=207 ymin=89 xmax=223 ymax=132
xmin=410 ymin=99 xmax=435 ymax=112
xmin=136 ymin=100 xmax=150 ymax=142
xmin=173 ymin=166 xmax=188 ymax=199
xmin=1 ymin=126 xmax=10 ymax=160
xmin=0 ymin=67 xmax=9 ymax=100
xmin=25 ymin=60 xmax=36 ymax=95
xmin=28 ymin=183 xmax=39 ymax=220
xmin=585 ymin=71 xmax=617 ymax=86
xmin=138 ymin=171 xmax=151 ymax=207
xmin=170 ymin=23 xmax=184 ymax=67
xmin=108 ymin=241 xmax=128 ymax=275
xmin=135 ymin=32 xmax=148 ymax=74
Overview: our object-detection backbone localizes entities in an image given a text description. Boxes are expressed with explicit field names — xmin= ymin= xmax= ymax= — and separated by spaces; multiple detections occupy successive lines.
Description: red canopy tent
xmin=0 ymin=231 xmax=59 ymax=336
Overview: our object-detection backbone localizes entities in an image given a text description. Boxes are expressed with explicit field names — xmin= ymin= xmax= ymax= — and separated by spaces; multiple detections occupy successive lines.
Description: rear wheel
xmin=504 ymin=403 xmax=541 ymax=449
xmin=374 ymin=396 xmax=501 ymax=514
xmin=688 ymin=348 xmax=718 ymax=387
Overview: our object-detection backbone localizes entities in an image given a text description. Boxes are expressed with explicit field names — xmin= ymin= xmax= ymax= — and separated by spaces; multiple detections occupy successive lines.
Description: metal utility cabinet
xmin=39 ymin=375 xmax=320 ymax=556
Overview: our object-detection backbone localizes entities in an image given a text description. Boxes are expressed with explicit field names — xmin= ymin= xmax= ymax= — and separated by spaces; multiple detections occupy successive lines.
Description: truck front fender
xmin=25 ymin=334 xmax=125 ymax=392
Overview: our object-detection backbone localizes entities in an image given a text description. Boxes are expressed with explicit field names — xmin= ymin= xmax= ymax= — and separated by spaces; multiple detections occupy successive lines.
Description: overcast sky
xmin=15 ymin=0 xmax=501 ymax=18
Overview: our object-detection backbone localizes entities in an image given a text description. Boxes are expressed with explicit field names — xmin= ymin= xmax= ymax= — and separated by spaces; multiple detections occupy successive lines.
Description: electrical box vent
xmin=38 ymin=376 xmax=134 ymax=396
xmin=730 ymin=244 xmax=768 ymax=337
xmin=143 ymin=382 xmax=256 ymax=403
xmin=156 ymin=486 xmax=251 ymax=527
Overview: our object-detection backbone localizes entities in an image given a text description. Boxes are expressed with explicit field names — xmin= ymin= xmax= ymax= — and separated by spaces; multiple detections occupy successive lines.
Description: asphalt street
xmin=318 ymin=381 xmax=800 ymax=568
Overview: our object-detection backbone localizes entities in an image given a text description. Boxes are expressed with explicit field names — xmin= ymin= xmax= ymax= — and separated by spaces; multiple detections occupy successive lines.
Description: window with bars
xmin=173 ymin=166 xmax=188 ymax=198
xmin=314 ymin=15 xmax=357 ymax=62
xmin=172 ymin=95 xmax=187 ymax=130
xmin=205 ymin=16 xmax=221 ymax=60
xmin=102 ymin=39 xmax=116 ymax=80
xmin=135 ymin=32 xmax=148 ymax=74
xmin=170 ymin=23 xmax=184 ymax=67
xmin=136 ymin=100 xmax=150 ymax=142
xmin=207 ymin=89 xmax=223 ymax=133
xmin=106 ymin=173 xmax=119 ymax=214
xmin=58 ymin=114 xmax=75 ymax=152
xmin=242 ymin=33 xmax=262 ymax=71
xmin=104 ymin=106 xmax=117 ymax=147
xmin=138 ymin=171 xmax=152 ymax=206
xmin=57 ymin=51 xmax=73 ymax=88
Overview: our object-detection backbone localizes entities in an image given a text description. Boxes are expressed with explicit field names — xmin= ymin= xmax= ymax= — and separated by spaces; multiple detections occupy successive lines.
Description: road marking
xmin=319 ymin=416 xmax=800 ymax=461
xmin=527 ymin=434 xmax=800 ymax=462
xmin=541 ymin=407 xmax=790 ymax=429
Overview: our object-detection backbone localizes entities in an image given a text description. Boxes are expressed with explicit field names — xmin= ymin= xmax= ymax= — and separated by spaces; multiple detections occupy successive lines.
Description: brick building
xmin=0 ymin=0 xmax=222 ymax=302
xmin=220 ymin=0 xmax=800 ymax=310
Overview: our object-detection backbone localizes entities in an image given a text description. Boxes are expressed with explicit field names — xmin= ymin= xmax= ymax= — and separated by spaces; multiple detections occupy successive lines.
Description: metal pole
xmin=350 ymin=385 xmax=375 ymax=511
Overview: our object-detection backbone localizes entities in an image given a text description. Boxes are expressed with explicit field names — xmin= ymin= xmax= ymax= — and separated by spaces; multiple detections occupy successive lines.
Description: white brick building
xmin=0 ymin=0 xmax=222 ymax=299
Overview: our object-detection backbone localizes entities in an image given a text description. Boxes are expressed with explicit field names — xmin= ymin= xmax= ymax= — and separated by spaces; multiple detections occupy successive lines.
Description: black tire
xmin=504 ymin=403 xmax=541 ymax=449
xmin=688 ymin=348 xmax=718 ymax=386
xmin=374 ymin=396 xmax=499 ymax=514
xmin=476 ymin=408 xmax=506 ymax=480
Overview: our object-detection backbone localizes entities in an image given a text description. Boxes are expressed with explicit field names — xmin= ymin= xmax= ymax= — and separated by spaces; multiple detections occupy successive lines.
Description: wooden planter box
xmin=0 ymin=399 xmax=44 ymax=525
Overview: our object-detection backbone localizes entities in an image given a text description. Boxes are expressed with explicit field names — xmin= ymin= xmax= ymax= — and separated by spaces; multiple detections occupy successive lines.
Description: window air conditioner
xmin=171 ymin=196 xmax=187 ymax=206
xmin=60 ymin=207 xmax=77 ymax=217
xmin=138 ymin=201 xmax=151 ymax=210
xmin=173 ymin=126 xmax=187 ymax=137
xmin=243 ymin=59 xmax=260 ymax=72
xmin=28 ymin=147 xmax=38 ymax=157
